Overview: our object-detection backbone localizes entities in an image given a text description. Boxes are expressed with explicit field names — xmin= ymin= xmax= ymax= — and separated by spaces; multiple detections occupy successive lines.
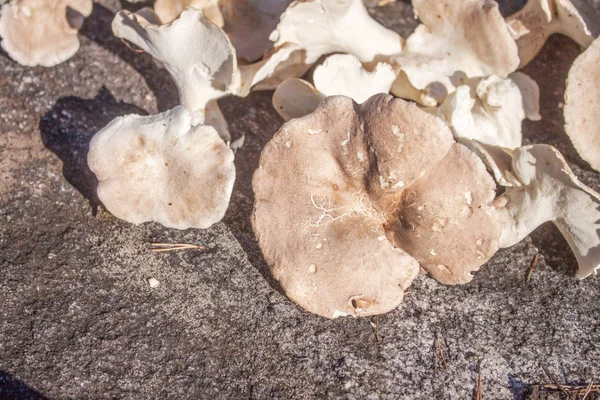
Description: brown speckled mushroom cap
xmin=564 ymin=36 xmax=600 ymax=172
xmin=252 ymin=94 xmax=501 ymax=318
xmin=88 ymin=106 xmax=235 ymax=230
xmin=0 ymin=0 xmax=93 ymax=67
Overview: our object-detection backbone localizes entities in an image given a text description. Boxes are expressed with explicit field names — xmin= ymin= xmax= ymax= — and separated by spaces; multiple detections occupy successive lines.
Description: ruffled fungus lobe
xmin=88 ymin=106 xmax=235 ymax=230
xmin=272 ymin=54 xmax=396 ymax=121
xmin=113 ymin=9 xmax=237 ymax=131
xmin=252 ymin=94 xmax=500 ymax=318
xmin=0 ymin=0 xmax=93 ymax=67
xmin=271 ymin=0 xmax=403 ymax=66
xmin=154 ymin=0 xmax=224 ymax=27
xmin=390 ymin=0 xmax=519 ymax=106
xmin=495 ymin=145 xmax=600 ymax=278
xmin=564 ymin=36 xmax=600 ymax=172
xmin=437 ymin=73 xmax=541 ymax=149
xmin=506 ymin=0 xmax=600 ymax=68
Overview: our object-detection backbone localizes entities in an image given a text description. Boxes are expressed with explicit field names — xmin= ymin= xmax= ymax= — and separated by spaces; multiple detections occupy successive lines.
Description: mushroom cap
xmin=88 ymin=106 xmax=235 ymax=230
xmin=506 ymin=0 xmax=600 ymax=67
xmin=154 ymin=0 xmax=224 ymax=26
xmin=0 ymin=0 xmax=93 ymax=67
xmin=436 ymin=73 xmax=540 ymax=149
xmin=495 ymin=144 xmax=600 ymax=278
xmin=390 ymin=0 xmax=519 ymax=105
xmin=112 ymin=8 xmax=238 ymax=129
xmin=271 ymin=0 xmax=403 ymax=66
xmin=312 ymin=54 xmax=396 ymax=103
xmin=564 ymin=36 xmax=600 ymax=172
xmin=221 ymin=0 xmax=292 ymax=62
xmin=252 ymin=94 xmax=500 ymax=318
xmin=272 ymin=78 xmax=324 ymax=121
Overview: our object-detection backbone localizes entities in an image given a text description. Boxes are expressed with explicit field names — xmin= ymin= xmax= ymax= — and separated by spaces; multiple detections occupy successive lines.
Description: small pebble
xmin=148 ymin=278 xmax=160 ymax=288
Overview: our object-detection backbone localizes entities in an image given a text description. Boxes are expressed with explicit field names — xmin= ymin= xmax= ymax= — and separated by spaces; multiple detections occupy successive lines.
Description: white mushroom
xmin=272 ymin=54 xmax=396 ymax=121
xmin=112 ymin=8 xmax=237 ymax=140
xmin=88 ymin=106 xmax=235 ymax=230
xmin=436 ymin=73 xmax=540 ymax=149
xmin=270 ymin=0 xmax=403 ymax=67
xmin=390 ymin=0 xmax=520 ymax=106
xmin=495 ymin=144 xmax=600 ymax=278
xmin=506 ymin=0 xmax=600 ymax=67
xmin=564 ymin=35 xmax=600 ymax=172
xmin=0 ymin=0 xmax=93 ymax=67
xmin=154 ymin=0 xmax=223 ymax=26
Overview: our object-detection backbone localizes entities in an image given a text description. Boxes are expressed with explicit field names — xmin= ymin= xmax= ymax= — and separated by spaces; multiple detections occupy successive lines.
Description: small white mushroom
xmin=272 ymin=54 xmax=396 ymax=121
xmin=272 ymin=78 xmax=325 ymax=121
xmin=506 ymin=0 xmax=600 ymax=67
xmin=271 ymin=0 xmax=403 ymax=67
xmin=436 ymin=73 xmax=540 ymax=149
xmin=564 ymin=35 xmax=600 ymax=172
xmin=112 ymin=8 xmax=238 ymax=139
xmin=390 ymin=0 xmax=520 ymax=106
xmin=154 ymin=0 xmax=223 ymax=26
xmin=0 ymin=0 xmax=93 ymax=67
xmin=495 ymin=144 xmax=600 ymax=278
xmin=312 ymin=54 xmax=396 ymax=103
xmin=88 ymin=106 xmax=235 ymax=230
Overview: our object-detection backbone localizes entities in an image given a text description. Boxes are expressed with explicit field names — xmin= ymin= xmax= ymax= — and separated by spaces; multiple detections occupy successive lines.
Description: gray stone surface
xmin=1 ymin=1 xmax=599 ymax=399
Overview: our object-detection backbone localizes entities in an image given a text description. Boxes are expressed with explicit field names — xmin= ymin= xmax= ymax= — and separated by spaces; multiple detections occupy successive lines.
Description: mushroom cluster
xmin=4 ymin=0 xmax=598 ymax=319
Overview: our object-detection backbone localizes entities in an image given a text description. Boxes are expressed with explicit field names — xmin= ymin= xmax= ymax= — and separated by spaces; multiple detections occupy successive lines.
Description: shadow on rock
xmin=529 ymin=222 xmax=578 ymax=277
xmin=0 ymin=371 xmax=48 ymax=400
xmin=40 ymin=86 xmax=146 ymax=214
xmin=81 ymin=4 xmax=179 ymax=113
xmin=219 ymin=91 xmax=287 ymax=295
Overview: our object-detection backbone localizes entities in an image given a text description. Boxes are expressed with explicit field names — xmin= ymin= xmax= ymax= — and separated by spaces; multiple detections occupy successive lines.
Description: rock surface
xmin=1 ymin=1 xmax=599 ymax=399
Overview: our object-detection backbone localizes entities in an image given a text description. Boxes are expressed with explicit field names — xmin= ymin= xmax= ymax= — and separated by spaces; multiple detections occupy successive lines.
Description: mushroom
xmin=112 ymin=8 xmax=237 ymax=140
xmin=436 ymin=73 xmax=541 ymax=149
xmin=272 ymin=53 xmax=396 ymax=121
xmin=505 ymin=0 xmax=600 ymax=68
xmin=252 ymin=94 xmax=501 ymax=318
xmin=0 ymin=0 xmax=93 ymax=67
xmin=154 ymin=0 xmax=224 ymax=27
xmin=270 ymin=0 xmax=403 ymax=68
xmin=88 ymin=106 xmax=235 ymax=230
xmin=152 ymin=0 xmax=292 ymax=62
xmin=564 ymin=35 xmax=600 ymax=172
xmin=390 ymin=0 xmax=520 ymax=106
xmin=494 ymin=144 xmax=600 ymax=278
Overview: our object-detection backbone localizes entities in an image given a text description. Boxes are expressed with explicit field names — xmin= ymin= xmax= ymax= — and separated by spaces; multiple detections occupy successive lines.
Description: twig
xmin=369 ymin=316 xmax=382 ymax=345
xmin=527 ymin=254 xmax=539 ymax=282
xmin=542 ymin=367 xmax=571 ymax=398
xmin=151 ymin=243 xmax=205 ymax=253
xmin=434 ymin=335 xmax=448 ymax=370
xmin=582 ymin=379 xmax=595 ymax=400
xmin=476 ymin=366 xmax=483 ymax=400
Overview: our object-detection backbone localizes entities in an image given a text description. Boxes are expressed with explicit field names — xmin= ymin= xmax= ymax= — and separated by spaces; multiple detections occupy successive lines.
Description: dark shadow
xmin=508 ymin=374 xmax=532 ymax=400
xmin=529 ymin=222 xmax=578 ymax=277
xmin=80 ymin=4 xmax=179 ymax=113
xmin=0 ymin=371 xmax=48 ymax=400
xmin=39 ymin=87 xmax=146 ymax=215
xmin=521 ymin=34 xmax=593 ymax=173
xmin=219 ymin=91 xmax=287 ymax=296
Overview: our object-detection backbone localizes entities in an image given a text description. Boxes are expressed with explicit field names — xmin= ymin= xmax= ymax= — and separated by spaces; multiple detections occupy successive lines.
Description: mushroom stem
xmin=495 ymin=145 xmax=600 ymax=278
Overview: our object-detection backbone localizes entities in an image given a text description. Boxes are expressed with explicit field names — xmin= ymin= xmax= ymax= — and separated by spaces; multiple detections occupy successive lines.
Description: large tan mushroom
xmin=390 ymin=0 xmax=520 ymax=106
xmin=0 ymin=0 xmax=93 ymax=67
xmin=88 ymin=106 xmax=235 ymax=230
xmin=564 ymin=35 xmax=600 ymax=172
xmin=252 ymin=94 xmax=501 ymax=318
xmin=506 ymin=0 xmax=600 ymax=67
xmin=494 ymin=144 xmax=600 ymax=278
